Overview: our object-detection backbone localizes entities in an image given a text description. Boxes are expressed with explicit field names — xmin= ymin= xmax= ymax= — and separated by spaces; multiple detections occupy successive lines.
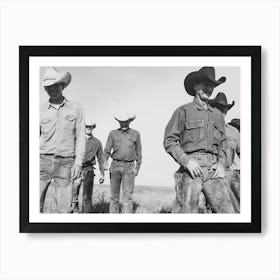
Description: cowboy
xmin=164 ymin=66 xmax=234 ymax=213
xmin=40 ymin=67 xmax=85 ymax=213
xmin=209 ymin=93 xmax=240 ymax=212
xmin=104 ymin=114 xmax=142 ymax=213
xmin=72 ymin=120 xmax=105 ymax=213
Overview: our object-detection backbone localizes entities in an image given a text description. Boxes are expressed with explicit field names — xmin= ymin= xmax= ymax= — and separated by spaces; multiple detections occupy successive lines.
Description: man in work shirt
xmin=209 ymin=93 xmax=241 ymax=212
xmin=164 ymin=66 xmax=234 ymax=213
xmin=104 ymin=115 xmax=142 ymax=213
xmin=209 ymin=92 xmax=240 ymax=212
xmin=72 ymin=120 xmax=105 ymax=213
xmin=40 ymin=67 xmax=85 ymax=213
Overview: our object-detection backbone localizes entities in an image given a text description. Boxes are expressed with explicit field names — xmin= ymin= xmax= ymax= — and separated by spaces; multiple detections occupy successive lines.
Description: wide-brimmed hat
xmin=184 ymin=66 xmax=226 ymax=96
xmin=42 ymin=67 xmax=71 ymax=89
xmin=208 ymin=92 xmax=235 ymax=110
xmin=85 ymin=119 xmax=96 ymax=128
xmin=114 ymin=114 xmax=136 ymax=122
xmin=228 ymin=118 xmax=240 ymax=132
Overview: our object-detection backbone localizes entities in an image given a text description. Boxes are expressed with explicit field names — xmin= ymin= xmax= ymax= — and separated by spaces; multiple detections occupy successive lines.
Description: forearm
xmin=167 ymin=143 xmax=191 ymax=167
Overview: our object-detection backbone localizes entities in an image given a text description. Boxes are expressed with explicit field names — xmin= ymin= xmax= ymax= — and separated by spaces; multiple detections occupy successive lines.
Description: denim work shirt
xmin=104 ymin=128 xmax=142 ymax=172
xmin=163 ymin=98 xmax=228 ymax=167
xmin=40 ymin=98 xmax=86 ymax=166
xmin=225 ymin=124 xmax=240 ymax=170
xmin=83 ymin=135 xmax=105 ymax=174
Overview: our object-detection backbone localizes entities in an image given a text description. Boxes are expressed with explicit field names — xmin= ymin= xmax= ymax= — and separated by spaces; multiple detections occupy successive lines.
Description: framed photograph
xmin=20 ymin=46 xmax=261 ymax=233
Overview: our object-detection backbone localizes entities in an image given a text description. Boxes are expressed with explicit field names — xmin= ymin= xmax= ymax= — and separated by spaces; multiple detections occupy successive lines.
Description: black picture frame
xmin=19 ymin=46 xmax=261 ymax=233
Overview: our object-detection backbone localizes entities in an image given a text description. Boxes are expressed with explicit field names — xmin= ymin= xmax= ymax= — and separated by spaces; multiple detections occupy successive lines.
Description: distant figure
xmin=164 ymin=67 xmax=234 ymax=213
xmin=72 ymin=120 xmax=105 ymax=213
xmin=104 ymin=115 xmax=142 ymax=213
xmin=40 ymin=68 xmax=85 ymax=213
xmin=209 ymin=92 xmax=240 ymax=212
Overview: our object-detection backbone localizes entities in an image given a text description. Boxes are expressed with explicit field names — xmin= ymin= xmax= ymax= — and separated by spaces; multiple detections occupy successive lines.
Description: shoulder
xmin=226 ymin=124 xmax=240 ymax=138
xmin=108 ymin=129 xmax=119 ymax=137
xmin=130 ymin=128 xmax=140 ymax=136
xmin=92 ymin=136 xmax=102 ymax=145
xmin=176 ymin=102 xmax=193 ymax=113
xmin=65 ymin=99 xmax=83 ymax=111
xmin=40 ymin=102 xmax=49 ymax=111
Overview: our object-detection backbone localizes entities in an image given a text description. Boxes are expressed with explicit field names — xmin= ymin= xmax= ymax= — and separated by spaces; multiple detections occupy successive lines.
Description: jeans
xmin=40 ymin=155 xmax=74 ymax=213
xmin=224 ymin=170 xmax=240 ymax=213
xmin=109 ymin=161 xmax=135 ymax=213
xmin=72 ymin=166 xmax=95 ymax=213
xmin=173 ymin=153 xmax=234 ymax=213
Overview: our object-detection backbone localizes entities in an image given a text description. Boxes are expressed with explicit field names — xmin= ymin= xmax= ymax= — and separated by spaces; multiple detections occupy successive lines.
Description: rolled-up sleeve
xmin=163 ymin=109 xmax=190 ymax=167
xmin=135 ymin=132 xmax=142 ymax=172
xmin=74 ymin=105 xmax=86 ymax=166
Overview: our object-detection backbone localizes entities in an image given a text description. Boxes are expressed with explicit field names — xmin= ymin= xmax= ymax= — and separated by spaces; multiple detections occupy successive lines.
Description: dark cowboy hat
xmin=228 ymin=118 xmax=240 ymax=132
xmin=208 ymin=92 xmax=235 ymax=110
xmin=184 ymin=66 xmax=226 ymax=96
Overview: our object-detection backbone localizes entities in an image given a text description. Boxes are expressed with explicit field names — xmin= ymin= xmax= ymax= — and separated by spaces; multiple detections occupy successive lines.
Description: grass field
xmin=44 ymin=183 xmax=176 ymax=213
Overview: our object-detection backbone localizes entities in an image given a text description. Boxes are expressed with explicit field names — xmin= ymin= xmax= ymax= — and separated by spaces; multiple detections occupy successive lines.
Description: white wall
xmin=0 ymin=0 xmax=279 ymax=279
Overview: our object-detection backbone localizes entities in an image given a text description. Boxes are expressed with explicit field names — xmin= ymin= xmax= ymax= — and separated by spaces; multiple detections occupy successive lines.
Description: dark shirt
xmin=163 ymin=98 xmax=227 ymax=167
xmin=104 ymin=128 xmax=142 ymax=171
xmin=83 ymin=135 xmax=105 ymax=174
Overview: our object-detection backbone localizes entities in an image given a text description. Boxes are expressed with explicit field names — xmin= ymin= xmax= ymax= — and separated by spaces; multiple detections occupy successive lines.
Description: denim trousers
xmin=40 ymin=155 xmax=74 ymax=213
xmin=173 ymin=153 xmax=234 ymax=213
xmin=224 ymin=169 xmax=240 ymax=213
xmin=72 ymin=166 xmax=95 ymax=213
xmin=109 ymin=161 xmax=135 ymax=213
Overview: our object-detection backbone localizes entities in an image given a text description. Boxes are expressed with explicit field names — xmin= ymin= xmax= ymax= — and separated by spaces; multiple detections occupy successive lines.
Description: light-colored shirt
xmin=104 ymin=128 xmax=142 ymax=171
xmin=225 ymin=124 xmax=240 ymax=170
xmin=40 ymin=98 xmax=85 ymax=166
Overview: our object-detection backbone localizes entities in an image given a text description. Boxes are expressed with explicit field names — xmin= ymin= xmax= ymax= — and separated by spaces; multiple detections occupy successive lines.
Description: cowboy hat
xmin=208 ymin=92 xmax=235 ymax=110
xmin=114 ymin=114 xmax=136 ymax=122
xmin=42 ymin=67 xmax=71 ymax=89
xmin=228 ymin=118 xmax=240 ymax=132
xmin=85 ymin=119 xmax=96 ymax=128
xmin=184 ymin=66 xmax=226 ymax=96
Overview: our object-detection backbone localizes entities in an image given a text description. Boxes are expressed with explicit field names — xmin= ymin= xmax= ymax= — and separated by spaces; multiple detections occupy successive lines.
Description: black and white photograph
xmin=20 ymin=46 xmax=261 ymax=232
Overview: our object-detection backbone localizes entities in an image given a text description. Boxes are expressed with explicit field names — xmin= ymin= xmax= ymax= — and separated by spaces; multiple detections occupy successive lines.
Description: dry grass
xmin=44 ymin=183 xmax=211 ymax=213
xmin=44 ymin=183 xmax=175 ymax=213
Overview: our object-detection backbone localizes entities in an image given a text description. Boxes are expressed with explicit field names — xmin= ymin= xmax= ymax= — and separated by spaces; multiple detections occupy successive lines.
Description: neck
xmin=49 ymin=95 xmax=64 ymax=105
xmin=86 ymin=134 xmax=92 ymax=139
xmin=194 ymin=96 xmax=208 ymax=108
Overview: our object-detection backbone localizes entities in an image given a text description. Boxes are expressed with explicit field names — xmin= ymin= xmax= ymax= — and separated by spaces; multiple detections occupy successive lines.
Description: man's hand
xmin=210 ymin=163 xmax=225 ymax=179
xmin=99 ymin=174 xmax=105 ymax=184
xmin=103 ymin=161 xmax=109 ymax=171
xmin=71 ymin=164 xmax=82 ymax=180
xmin=185 ymin=158 xmax=202 ymax=178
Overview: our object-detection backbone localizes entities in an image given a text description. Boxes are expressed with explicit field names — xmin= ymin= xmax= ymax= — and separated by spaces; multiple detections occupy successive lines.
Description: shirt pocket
xmin=184 ymin=120 xmax=204 ymax=142
xmin=40 ymin=118 xmax=53 ymax=135
xmin=64 ymin=115 xmax=76 ymax=132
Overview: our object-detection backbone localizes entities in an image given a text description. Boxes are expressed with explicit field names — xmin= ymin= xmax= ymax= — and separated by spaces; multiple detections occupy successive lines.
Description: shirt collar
xmin=48 ymin=97 xmax=67 ymax=109
xmin=118 ymin=127 xmax=131 ymax=133
xmin=192 ymin=98 xmax=213 ymax=112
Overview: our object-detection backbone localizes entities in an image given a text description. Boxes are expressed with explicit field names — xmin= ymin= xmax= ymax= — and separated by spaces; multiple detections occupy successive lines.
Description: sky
xmin=40 ymin=66 xmax=240 ymax=187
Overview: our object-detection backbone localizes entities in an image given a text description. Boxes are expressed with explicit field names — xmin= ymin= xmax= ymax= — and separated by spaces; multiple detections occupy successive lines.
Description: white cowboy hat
xmin=42 ymin=67 xmax=71 ymax=89
xmin=114 ymin=114 xmax=136 ymax=122
xmin=85 ymin=119 xmax=96 ymax=128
